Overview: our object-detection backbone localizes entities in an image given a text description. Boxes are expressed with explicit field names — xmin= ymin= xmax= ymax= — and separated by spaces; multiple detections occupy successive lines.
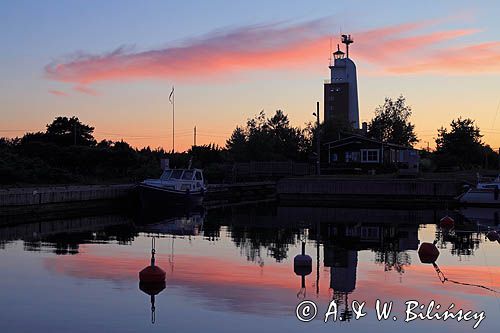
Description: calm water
xmin=1 ymin=204 xmax=499 ymax=332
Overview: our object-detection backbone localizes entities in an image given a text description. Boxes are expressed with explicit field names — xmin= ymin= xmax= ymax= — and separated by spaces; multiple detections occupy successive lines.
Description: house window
xmin=345 ymin=151 xmax=361 ymax=162
xmin=399 ymin=150 xmax=405 ymax=162
xmin=331 ymin=153 xmax=338 ymax=162
xmin=361 ymin=149 xmax=379 ymax=163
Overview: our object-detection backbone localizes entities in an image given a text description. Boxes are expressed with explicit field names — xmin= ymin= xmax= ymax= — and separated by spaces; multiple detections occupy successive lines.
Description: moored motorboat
xmin=139 ymin=168 xmax=207 ymax=209
xmin=458 ymin=174 xmax=500 ymax=207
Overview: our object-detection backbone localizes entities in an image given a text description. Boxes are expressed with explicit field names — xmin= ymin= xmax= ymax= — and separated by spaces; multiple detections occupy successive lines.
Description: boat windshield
xmin=160 ymin=170 xmax=172 ymax=180
xmin=182 ymin=170 xmax=194 ymax=180
xmin=170 ymin=169 xmax=184 ymax=179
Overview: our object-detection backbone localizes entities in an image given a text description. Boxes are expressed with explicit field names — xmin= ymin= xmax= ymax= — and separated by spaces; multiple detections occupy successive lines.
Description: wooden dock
xmin=0 ymin=176 xmax=467 ymax=223
xmin=277 ymin=176 xmax=462 ymax=206
xmin=0 ymin=184 xmax=135 ymax=207
xmin=0 ymin=182 xmax=277 ymax=224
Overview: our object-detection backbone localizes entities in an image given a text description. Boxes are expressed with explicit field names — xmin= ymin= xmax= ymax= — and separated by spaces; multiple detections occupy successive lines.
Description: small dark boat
xmin=138 ymin=168 xmax=206 ymax=209
xmin=140 ymin=212 xmax=205 ymax=236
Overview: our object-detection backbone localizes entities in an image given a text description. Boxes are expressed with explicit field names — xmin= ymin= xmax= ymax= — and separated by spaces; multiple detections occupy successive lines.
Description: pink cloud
xmin=355 ymin=28 xmax=480 ymax=64
xmin=48 ymin=89 xmax=68 ymax=96
xmin=74 ymin=85 xmax=98 ymax=96
xmin=44 ymin=19 xmax=331 ymax=85
xmin=387 ymin=41 xmax=500 ymax=74
xmin=44 ymin=17 xmax=500 ymax=89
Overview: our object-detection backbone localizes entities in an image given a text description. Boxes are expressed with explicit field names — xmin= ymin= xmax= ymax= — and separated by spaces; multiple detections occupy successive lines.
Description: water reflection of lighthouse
xmin=324 ymin=245 xmax=358 ymax=321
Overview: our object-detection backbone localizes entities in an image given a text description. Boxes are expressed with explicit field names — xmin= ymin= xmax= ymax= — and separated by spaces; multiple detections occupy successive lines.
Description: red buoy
xmin=139 ymin=238 xmax=166 ymax=324
xmin=139 ymin=265 xmax=166 ymax=283
xmin=486 ymin=231 xmax=499 ymax=242
xmin=139 ymin=237 xmax=166 ymax=283
xmin=440 ymin=215 xmax=454 ymax=229
xmin=418 ymin=242 xmax=440 ymax=264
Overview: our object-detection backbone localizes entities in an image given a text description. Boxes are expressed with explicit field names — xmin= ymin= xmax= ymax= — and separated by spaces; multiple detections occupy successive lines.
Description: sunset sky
xmin=1 ymin=0 xmax=500 ymax=151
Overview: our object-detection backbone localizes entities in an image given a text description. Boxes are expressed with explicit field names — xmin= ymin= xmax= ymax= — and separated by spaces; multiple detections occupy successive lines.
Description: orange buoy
xmin=486 ymin=231 xmax=499 ymax=242
xmin=439 ymin=215 xmax=454 ymax=229
xmin=418 ymin=242 xmax=440 ymax=264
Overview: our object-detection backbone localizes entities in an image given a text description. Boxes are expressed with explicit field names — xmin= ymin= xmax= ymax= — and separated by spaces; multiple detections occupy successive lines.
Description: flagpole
xmin=169 ymin=86 xmax=175 ymax=153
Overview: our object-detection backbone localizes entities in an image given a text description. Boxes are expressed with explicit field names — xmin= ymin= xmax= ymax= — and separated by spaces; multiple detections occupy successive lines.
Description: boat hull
xmin=138 ymin=184 xmax=204 ymax=210
xmin=459 ymin=188 xmax=500 ymax=207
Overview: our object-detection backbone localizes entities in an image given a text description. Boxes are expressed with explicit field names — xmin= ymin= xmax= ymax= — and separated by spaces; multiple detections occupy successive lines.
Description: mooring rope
xmin=432 ymin=261 xmax=499 ymax=294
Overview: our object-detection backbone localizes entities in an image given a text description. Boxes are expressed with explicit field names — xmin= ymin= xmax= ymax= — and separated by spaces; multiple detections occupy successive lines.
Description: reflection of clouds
xmin=43 ymin=246 xmax=498 ymax=317
xmin=44 ymin=252 xmax=302 ymax=316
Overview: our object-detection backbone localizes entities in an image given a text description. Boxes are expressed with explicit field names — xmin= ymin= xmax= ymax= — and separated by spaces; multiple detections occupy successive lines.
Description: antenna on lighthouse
xmin=329 ymin=37 xmax=333 ymax=66
xmin=341 ymin=34 xmax=353 ymax=58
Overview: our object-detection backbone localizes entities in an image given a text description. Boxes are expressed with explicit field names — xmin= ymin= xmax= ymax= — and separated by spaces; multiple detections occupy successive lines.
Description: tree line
xmin=1 ymin=96 xmax=498 ymax=185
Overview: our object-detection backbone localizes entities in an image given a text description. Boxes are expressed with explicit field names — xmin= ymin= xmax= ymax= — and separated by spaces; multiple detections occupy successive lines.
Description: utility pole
xmin=194 ymin=126 xmax=197 ymax=147
xmin=73 ymin=123 xmax=77 ymax=145
xmin=313 ymin=101 xmax=321 ymax=176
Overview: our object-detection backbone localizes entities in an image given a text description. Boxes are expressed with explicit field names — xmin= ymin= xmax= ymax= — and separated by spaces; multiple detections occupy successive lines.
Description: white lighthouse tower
xmin=324 ymin=34 xmax=360 ymax=129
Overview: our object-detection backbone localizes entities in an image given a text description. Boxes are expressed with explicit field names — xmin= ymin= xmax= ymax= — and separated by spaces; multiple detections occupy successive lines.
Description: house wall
xmin=328 ymin=141 xmax=382 ymax=164
xmin=327 ymin=141 xmax=420 ymax=170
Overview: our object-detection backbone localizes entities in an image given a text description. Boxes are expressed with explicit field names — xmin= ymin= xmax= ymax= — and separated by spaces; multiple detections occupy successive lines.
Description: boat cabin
xmin=143 ymin=168 xmax=205 ymax=193
xmin=160 ymin=169 xmax=204 ymax=182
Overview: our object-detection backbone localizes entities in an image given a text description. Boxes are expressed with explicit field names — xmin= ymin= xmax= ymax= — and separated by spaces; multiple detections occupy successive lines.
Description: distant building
xmin=324 ymin=35 xmax=359 ymax=129
xmin=321 ymin=35 xmax=419 ymax=174
xmin=324 ymin=134 xmax=420 ymax=172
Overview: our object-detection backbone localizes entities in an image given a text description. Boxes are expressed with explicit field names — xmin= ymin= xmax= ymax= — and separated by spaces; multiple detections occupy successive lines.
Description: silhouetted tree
xmin=226 ymin=110 xmax=310 ymax=161
xmin=368 ymin=95 xmax=418 ymax=146
xmin=226 ymin=127 xmax=247 ymax=161
xmin=434 ymin=117 xmax=483 ymax=169
xmin=188 ymin=144 xmax=225 ymax=167
xmin=45 ymin=116 xmax=97 ymax=146
xmin=320 ymin=116 xmax=355 ymax=143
